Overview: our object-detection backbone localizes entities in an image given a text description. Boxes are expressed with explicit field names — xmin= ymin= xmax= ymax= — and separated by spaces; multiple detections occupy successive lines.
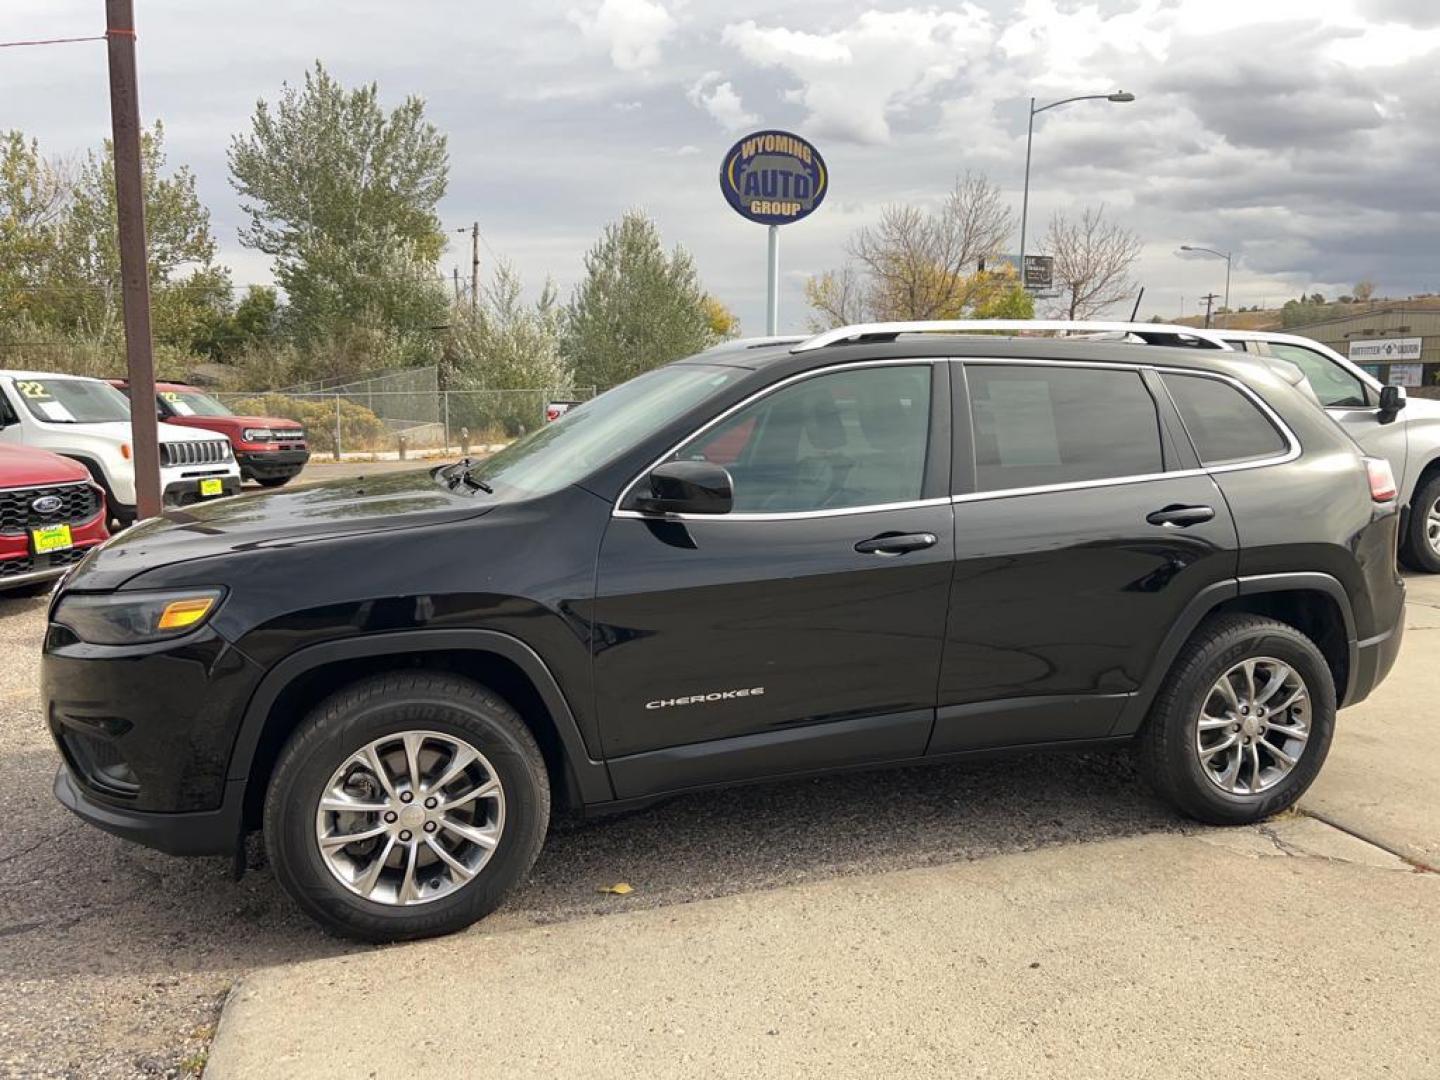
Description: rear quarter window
xmin=1162 ymin=373 xmax=1289 ymax=466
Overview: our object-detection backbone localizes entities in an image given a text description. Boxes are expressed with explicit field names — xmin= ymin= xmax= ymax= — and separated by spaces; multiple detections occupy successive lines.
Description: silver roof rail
xmin=790 ymin=319 xmax=1231 ymax=353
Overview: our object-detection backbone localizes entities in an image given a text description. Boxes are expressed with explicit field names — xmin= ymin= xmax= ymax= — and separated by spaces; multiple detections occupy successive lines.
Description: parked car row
xmin=0 ymin=370 xmax=309 ymax=537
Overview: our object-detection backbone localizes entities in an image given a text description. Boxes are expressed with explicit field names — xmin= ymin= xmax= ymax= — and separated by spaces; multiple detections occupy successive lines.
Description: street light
xmin=1179 ymin=244 xmax=1233 ymax=313
xmin=1018 ymin=91 xmax=1134 ymax=289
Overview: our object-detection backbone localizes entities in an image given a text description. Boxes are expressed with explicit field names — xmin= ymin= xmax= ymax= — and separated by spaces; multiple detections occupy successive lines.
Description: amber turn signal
xmin=156 ymin=597 xmax=216 ymax=631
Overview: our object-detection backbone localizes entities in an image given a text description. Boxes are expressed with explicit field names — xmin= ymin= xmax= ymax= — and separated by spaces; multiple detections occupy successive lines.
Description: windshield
xmin=12 ymin=377 xmax=131 ymax=424
xmin=160 ymin=388 xmax=233 ymax=417
xmin=464 ymin=364 xmax=743 ymax=498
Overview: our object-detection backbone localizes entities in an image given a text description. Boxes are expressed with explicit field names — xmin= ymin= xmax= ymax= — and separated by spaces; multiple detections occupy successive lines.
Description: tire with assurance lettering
xmin=1137 ymin=614 xmax=1335 ymax=825
xmin=264 ymin=672 xmax=550 ymax=942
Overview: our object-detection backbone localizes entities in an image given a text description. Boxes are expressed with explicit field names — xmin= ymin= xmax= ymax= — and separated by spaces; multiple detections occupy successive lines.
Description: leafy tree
xmin=702 ymin=295 xmax=740 ymax=339
xmin=562 ymin=211 xmax=716 ymax=387
xmin=2 ymin=123 xmax=224 ymax=355
xmin=228 ymin=62 xmax=450 ymax=357
xmin=1045 ymin=205 xmax=1141 ymax=319
xmin=0 ymin=131 xmax=69 ymax=323
xmin=805 ymin=173 xmax=1016 ymax=326
xmin=1353 ymin=280 xmax=1375 ymax=302
xmin=446 ymin=262 xmax=572 ymax=435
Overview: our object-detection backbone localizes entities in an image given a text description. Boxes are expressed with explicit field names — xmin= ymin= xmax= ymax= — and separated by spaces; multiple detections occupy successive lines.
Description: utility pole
xmin=453 ymin=267 xmax=460 ymax=304
xmin=467 ymin=223 xmax=479 ymax=316
xmin=1201 ymin=292 xmax=1220 ymax=329
xmin=106 ymin=0 xmax=160 ymax=519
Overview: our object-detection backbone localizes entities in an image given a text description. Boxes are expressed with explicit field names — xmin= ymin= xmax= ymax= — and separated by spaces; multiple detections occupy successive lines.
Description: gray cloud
xmin=4 ymin=0 xmax=1439 ymax=327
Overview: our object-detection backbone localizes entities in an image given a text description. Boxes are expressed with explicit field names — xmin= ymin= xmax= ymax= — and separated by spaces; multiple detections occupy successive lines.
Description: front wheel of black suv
xmin=1138 ymin=614 xmax=1336 ymax=826
xmin=264 ymin=672 xmax=550 ymax=942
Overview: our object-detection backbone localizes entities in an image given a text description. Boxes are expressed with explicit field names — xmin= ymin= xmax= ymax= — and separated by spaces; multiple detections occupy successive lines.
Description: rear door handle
xmin=1146 ymin=504 xmax=1216 ymax=528
xmin=855 ymin=532 xmax=938 ymax=555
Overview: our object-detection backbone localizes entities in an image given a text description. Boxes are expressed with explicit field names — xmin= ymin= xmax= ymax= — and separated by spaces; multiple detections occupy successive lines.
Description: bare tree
xmin=1045 ymin=205 xmax=1142 ymax=319
xmin=1353 ymin=279 xmax=1376 ymax=302
xmin=803 ymin=265 xmax=868 ymax=330
xmin=806 ymin=172 xmax=1014 ymax=324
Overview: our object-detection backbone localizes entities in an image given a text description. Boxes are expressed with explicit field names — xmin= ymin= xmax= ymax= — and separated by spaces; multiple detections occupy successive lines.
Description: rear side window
xmin=966 ymin=365 xmax=1164 ymax=492
xmin=1163 ymin=373 xmax=1288 ymax=465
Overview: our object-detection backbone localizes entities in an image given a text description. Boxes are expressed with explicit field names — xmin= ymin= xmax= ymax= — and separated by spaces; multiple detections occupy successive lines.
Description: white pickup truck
xmin=0 ymin=370 xmax=242 ymax=525
xmin=1211 ymin=330 xmax=1440 ymax=573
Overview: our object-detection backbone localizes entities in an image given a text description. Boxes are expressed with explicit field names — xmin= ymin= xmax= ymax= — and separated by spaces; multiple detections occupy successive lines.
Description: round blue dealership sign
xmin=719 ymin=130 xmax=828 ymax=226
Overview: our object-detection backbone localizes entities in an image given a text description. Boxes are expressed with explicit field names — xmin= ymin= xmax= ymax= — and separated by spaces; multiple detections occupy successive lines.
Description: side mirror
xmin=1379 ymin=384 xmax=1407 ymax=423
xmin=633 ymin=460 xmax=733 ymax=516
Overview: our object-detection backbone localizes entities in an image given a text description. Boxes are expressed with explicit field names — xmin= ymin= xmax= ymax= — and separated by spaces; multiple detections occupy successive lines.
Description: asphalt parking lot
xmin=2 ymin=549 xmax=1435 ymax=1078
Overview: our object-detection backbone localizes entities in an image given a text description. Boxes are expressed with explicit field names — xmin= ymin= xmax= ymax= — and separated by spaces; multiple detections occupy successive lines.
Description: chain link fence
xmin=214 ymin=386 xmax=598 ymax=459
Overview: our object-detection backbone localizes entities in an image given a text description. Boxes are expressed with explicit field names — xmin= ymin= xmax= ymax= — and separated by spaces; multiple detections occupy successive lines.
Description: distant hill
xmin=1167 ymin=295 xmax=1440 ymax=332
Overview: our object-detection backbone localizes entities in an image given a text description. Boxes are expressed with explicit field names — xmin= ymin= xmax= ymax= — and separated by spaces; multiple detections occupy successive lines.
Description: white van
xmin=0 ymin=370 xmax=242 ymax=524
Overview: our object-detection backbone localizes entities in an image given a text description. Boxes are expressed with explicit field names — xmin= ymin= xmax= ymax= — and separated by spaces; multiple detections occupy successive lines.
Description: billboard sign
xmin=1022 ymin=254 xmax=1054 ymax=290
xmin=719 ymin=130 xmax=828 ymax=226
xmin=1349 ymin=337 xmax=1422 ymax=362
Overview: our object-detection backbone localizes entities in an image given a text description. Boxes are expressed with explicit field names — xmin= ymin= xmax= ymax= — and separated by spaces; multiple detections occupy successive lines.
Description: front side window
xmin=673 ymin=364 xmax=932 ymax=513
xmin=1264 ymin=343 xmax=1368 ymax=408
xmin=966 ymin=365 xmax=1163 ymax=492
xmin=466 ymin=364 xmax=743 ymax=498
xmin=11 ymin=378 xmax=131 ymax=424
xmin=1163 ymin=373 xmax=1289 ymax=466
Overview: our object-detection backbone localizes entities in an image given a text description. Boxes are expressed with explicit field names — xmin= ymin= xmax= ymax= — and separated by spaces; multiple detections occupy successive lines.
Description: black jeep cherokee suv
xmin=44 ymin=329 xmax=1405 ymax=940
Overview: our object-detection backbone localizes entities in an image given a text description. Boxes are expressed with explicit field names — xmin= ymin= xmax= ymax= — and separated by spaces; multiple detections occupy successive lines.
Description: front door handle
xmin=1146 ymin=504 xmax=1216 ymax=528
xmin=855 ymin=532 xmax=938 ymax=555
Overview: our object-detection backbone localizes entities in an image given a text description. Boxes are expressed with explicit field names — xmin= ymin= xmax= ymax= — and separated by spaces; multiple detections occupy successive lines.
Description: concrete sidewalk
xmin=206 ymin=817 xmax=1437 ymax=1080
xmin=1303 ymin=573 xmax=1440 ymax=871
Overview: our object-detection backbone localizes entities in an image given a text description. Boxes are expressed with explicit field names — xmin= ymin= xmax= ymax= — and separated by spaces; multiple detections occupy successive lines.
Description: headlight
xmin=243 ymin=427 xmax=273 ymax=442
xmin=53 ymin=588 xmax=225 ymax=645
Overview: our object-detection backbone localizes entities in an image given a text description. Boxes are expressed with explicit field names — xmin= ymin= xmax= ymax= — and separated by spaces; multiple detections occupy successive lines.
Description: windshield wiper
xmin=438 ymin=458 xmax=492 ymax=494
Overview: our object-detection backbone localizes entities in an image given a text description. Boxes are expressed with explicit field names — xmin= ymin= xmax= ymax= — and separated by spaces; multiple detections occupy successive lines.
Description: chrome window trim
xmin=611 ymin=357 xmax=1300 ymax=523
xmin=612 ymin=357 xmax=941 ymax=521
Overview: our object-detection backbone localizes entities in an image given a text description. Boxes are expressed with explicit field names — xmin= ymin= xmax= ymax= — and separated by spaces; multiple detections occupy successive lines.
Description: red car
xmin=111 ymin=380 xmax=310 ymax=488
xmin=0 ymin=444 xmax=109 ymax=595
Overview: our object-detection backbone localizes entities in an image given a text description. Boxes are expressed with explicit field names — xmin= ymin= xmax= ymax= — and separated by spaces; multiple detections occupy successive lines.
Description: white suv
xmin=1212 ymin=330 xmax=1440 ymax=572
xmin=0 ymin=370 xmax=242 ymax=525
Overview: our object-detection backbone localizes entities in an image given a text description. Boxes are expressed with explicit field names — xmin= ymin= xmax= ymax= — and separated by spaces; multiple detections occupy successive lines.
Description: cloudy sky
xmin=5 ymin=0 xmax=1439 ymax=332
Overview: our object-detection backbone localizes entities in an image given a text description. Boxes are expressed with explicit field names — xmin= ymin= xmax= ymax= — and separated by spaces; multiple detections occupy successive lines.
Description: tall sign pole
xmin=106 ymin=0 xmax=161 ymax=519
xmin=766 ymin=225 xmax=780 ymax=335
xmin=719 ymin=130 xmax=827 ymax=337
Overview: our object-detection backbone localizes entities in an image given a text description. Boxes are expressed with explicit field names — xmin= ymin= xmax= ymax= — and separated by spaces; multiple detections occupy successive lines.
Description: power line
xmin=0 ymin=34 xmax=108 ymax=48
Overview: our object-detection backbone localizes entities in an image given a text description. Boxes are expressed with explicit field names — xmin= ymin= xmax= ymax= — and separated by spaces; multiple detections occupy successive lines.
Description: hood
xmin=157 ymin=421 xmax=233 ymax=443
xmin=0 ymin=443 xmax=91 ymax=487
xmin=165 ymin=414 xmax=304 ymax=432
xmin=69 ymin=466 xmax=492 ymax=590
xmin=1399 ymin=393 xmax=1440 ymax=420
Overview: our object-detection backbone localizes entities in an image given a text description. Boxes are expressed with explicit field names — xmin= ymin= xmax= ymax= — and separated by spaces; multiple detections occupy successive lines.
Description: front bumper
xmin=235 ymin=447 xmax=309 ymax=480
xmin=53 ymin=765 xmax=243 ymax=856
xmin=44 ymin=625 xmax=263 ymax=818
xmin=162 ymin=474 xmax=243 ymax=508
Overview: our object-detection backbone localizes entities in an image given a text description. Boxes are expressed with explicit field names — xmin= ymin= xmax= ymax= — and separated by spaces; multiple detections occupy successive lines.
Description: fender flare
xmin=228 ymin=629 xmax=614 ymax=804
xmin=1111 ymin=572 xmax=1356 ymax=735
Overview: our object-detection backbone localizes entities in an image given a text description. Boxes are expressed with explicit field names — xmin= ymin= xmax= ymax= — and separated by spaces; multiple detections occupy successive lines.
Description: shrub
xmin=225 ymin=393 xmax=389 ymax=454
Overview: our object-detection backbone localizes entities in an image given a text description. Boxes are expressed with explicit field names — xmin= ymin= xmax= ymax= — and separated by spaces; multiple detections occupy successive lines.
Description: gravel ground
xmin=0 ymin=593 xmax=1184 ymax=1079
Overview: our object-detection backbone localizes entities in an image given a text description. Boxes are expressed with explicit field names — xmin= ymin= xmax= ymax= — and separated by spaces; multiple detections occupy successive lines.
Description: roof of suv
xmin=685 ymin=330 xmax=1265 ymax=384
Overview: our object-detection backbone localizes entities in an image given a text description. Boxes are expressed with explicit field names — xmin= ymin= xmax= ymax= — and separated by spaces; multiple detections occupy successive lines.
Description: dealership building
xmin=1288 ymin=308 xmax=1440 ymax=388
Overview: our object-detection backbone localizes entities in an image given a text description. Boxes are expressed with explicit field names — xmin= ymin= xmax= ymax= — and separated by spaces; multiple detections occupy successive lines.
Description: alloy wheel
xmin=1427 ymin=496 xmax=1440 ymax=556
xmin=1195 ymin=657 xmax=1310 ymax=795
xmin=314 ymin=730 xmax=505 ymax=906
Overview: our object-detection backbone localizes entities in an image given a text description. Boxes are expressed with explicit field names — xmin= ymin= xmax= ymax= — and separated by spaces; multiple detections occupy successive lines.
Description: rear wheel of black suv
xmin=264 ymin=672 xmax=550 ymax=942
xmin=1138 ymin=614 xmax=1335 ymax=825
